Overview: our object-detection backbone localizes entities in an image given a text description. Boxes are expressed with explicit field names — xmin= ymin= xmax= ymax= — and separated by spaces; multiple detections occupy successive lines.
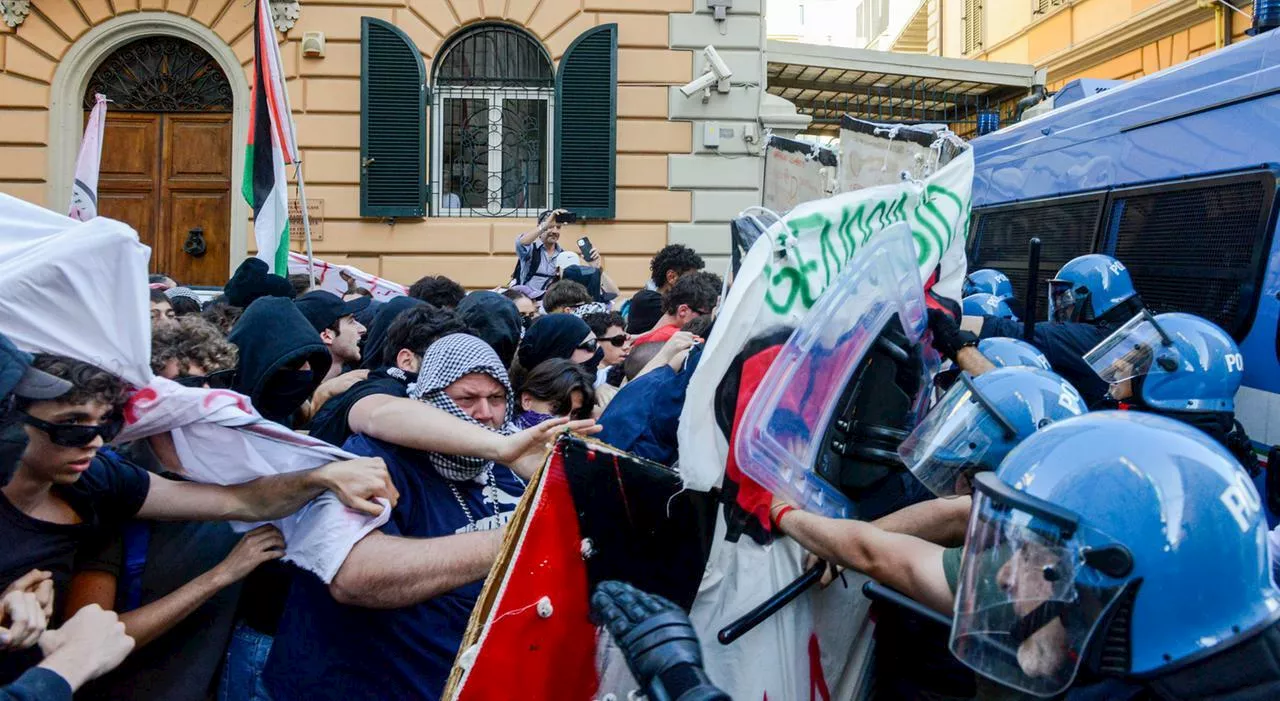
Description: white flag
xmin=69 ymin=93 xmax=108 ymax=222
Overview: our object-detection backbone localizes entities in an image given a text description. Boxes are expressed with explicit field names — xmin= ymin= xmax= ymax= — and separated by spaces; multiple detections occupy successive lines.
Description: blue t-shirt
xmin=263 ymin=435 xmax=525 ymax=701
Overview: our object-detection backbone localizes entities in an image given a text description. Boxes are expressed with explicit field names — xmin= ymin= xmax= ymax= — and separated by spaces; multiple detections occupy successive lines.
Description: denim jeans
xmin=218 ymin=622 xmax=274 ymax=701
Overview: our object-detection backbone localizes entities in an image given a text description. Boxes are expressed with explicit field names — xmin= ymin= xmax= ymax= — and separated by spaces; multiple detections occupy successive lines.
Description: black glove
xmin=591 ymin=581 xmax=730 ymax=701
xmin=927 ymin=308 xmax=978 ymax=362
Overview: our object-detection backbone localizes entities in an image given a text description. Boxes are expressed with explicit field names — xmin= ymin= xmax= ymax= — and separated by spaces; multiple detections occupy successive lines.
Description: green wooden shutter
xmin=361 ymin=18 xmax=427 ymax=218
xmin=555 ymin=24 xmax=617 ymax=220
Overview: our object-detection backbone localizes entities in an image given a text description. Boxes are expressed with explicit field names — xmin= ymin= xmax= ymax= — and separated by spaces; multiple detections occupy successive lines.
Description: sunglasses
xmin=598 ymin=334 xmax=629 ymax=348
xmin=20 ymin=411 xmax=123 ymax=448
xmin=577 ymin=338 xmax=599 ymax=354
xmin=173 ymin=369 xmax=236 ymax=389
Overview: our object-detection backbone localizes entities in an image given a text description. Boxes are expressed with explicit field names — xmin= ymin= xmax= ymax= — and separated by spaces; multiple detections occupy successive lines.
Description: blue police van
xmin=968 ymin=27 xmax=1280 ymax=449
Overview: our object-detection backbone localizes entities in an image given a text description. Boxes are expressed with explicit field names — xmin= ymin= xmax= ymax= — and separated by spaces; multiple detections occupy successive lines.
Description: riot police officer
xmin=963 ymin=293 xmax=1018 ymax=321
xmin=978 ymin=337 xmax=1051 ymax=370
xmin=953 ymin=411 xmax=1280 ymax=700
xmin=932 ymin=254 xmax=1144 ymax=407
xmin=963 ymin=268 xmax=1016 ymax=302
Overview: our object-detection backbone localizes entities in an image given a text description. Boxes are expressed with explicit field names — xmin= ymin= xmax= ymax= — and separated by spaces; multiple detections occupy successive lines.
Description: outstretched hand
xmin=499 ymin=416 xmax=602 ymax=481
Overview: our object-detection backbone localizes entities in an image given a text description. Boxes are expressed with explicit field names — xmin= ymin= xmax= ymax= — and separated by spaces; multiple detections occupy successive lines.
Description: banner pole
xmin=294 ymin=161 xmax=317 ymax=287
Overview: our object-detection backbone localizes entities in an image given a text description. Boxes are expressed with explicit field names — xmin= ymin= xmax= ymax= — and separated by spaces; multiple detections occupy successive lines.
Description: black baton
xmin=717 ymin=561 xmax=827 ymax=645
xmin=861 ymin=580 xmax=952 ymax=628
xmin=1024 ymin=237 xmax=1041 ymax=342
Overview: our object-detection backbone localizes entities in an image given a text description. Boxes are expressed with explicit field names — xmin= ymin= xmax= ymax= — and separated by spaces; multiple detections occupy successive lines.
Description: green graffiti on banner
xmin=764 ymin=182 xmax=968 ymax=316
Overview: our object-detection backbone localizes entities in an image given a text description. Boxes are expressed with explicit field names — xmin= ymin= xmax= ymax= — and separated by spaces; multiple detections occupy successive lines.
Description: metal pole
xmin=294 ymin=161 xmax=316 ymax=287
xmin=1025 ymin=237 xmax=1041 ymax=342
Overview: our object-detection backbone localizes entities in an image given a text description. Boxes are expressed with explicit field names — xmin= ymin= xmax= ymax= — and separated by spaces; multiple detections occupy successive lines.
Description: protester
xmin=227 ymin=297 xmax=331 ymax=426
xmin=626 ymin=244 xmax=705 ymax=334
xmin=631 ymin=271 xmax=722 ymax=345
xmin=501 ymin=287 xmax=538 ymax=328
xmin=148 ymin=289 xmax=175 ymax=327
xmin=164 ymin=287 xmax=203 ymax=317
xmin=294 ymin=290 xmax=370 ymax=382
xmin=357 ymin=296 xmax=424 ymax=372
xmin=510 ymin=313 xmax=601 ymax=390
xmin=456 ymin=291 xmax=523 ymax=368
xmin=409 ymin=275 xmax=466 ymax=309
xmin=309 ymin=303 xmax=467 ymax=447
xmin=149 ymin=316 xmax=237 ymax=385
xmin=512 ymin=209 xmax=571 ymax=298
xmin=0 ymin=353 xmax=395 ymax=685
xmin=264 ymin=335 xmax=538 ymax=700
xmin=286 ymin=274 xmax=312 ymax=298
xmin=582 ymin=311 xmax=628 ymax=386
xmin=542 ymin=279 xmax=594 ymax=315
xmin=514 ymin=359 xmax=597 ymax=429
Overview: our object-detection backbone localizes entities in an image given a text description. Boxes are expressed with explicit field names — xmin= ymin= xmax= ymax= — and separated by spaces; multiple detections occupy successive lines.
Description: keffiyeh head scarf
xmin=407 ymin=333 xmax=516 ymax=481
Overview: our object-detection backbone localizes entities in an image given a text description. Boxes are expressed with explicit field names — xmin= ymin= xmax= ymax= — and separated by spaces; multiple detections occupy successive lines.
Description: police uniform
xmin=977 ymin=317 xmax=1114 ymax=408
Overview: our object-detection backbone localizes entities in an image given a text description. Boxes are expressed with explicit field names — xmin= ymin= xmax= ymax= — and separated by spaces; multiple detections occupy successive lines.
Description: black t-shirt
xmin=0 ymin=449 xmax=151 ymax=684
xmin=307 ymin=368 xmax=412 ymax=447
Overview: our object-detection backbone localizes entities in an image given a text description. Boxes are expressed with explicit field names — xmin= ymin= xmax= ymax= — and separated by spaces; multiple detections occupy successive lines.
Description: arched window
xmin=431 ymin=24 xmax=554 ymax=217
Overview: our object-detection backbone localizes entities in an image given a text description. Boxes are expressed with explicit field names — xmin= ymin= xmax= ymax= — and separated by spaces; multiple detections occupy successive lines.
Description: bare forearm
xmin=600 ymin=272 xmax=620 ymax=296
xmin=226 ymin=470 xmax=324 ymax=521
xmin=780 ymin=511 xmax=884 ymax=575
xmin=872 ymin=497 xmax=971 ymax=546
xmin=955 ymin=347 xmax=996 ymax=376
xmin=118 ymin=569 xmax=231 ymax=648
xmin=330 ymin=530 xmax=503 ymax=609
xmin=517 ymin=228 xmax=541 ymax=246
xmin=356 ymin=397 xmax=503 ymax=462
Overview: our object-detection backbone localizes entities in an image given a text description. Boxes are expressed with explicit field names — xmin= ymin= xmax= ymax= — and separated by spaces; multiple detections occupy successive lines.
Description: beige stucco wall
xmin=0 ymin=0 xmax=700 ymax=292
xmin=940 ymin=0 xmax=1253 ymax=88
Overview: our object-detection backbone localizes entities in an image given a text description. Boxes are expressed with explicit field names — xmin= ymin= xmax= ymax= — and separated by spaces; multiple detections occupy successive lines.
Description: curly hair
xmin=151 ymin=316 xmax=239 ymax=376
xmin=25 ymin=354 xmax=131 ymax=411
xmin=200 ymin=302 xmax=243 ymax=336
xmin=662 ymin=270 xmax=722 ymax=315
xmin=649 ymin=244 xmax=705 ymax=288
xmin=409 ymin=275 xmax=467 ymax=309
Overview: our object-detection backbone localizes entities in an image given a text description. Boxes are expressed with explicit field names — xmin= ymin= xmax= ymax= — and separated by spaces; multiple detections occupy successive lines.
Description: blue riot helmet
xmin=964 ymin=269 xmax=1015 ymax=301
xmin=978 ymin=337 xmax=1051 ymax=370
xmin=1047 ymin=254 xmax=1139 ymax=323
xmin=898 ymin=367 xmax=1085 ymax=498
xmin=1084 ymin=311 xmax=1242 ymax=412
xmin=963 ymin=293 xmax=1018 ymax=321
xmin=951 ymin=412 xmax=1280 ymax=699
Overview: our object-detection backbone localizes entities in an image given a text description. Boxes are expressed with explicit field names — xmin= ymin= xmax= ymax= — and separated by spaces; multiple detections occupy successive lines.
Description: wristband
xmin=771 ymin=505 xmax=795 ymax=530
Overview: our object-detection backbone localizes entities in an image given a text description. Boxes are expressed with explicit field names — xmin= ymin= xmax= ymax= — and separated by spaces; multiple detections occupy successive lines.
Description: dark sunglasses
xmin=20 ymin=411 xmax=123 ymax=448
xmin=173 ymin=369 xmax=236 ymax=389
xmin=577 ymin=338 xmax=599 ymax=354
xmin=598 ymin=334 xmax=629 ymax=348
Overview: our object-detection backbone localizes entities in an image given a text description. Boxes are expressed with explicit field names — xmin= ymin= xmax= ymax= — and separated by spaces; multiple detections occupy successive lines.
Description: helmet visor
xmin=1046 ymin=280 xmax=1079 ymax=323
xmin=899 ymin=374 xmax=1014 ymax=498
xmin=951 ymin=474 xmax=1127 ymax=698
xmin=1083 ymin=311 xmax=1173 ymax=385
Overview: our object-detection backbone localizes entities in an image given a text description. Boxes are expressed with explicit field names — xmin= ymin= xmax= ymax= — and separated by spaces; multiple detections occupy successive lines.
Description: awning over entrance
xmin=766 ymin=40 xmax=1038 ymax=137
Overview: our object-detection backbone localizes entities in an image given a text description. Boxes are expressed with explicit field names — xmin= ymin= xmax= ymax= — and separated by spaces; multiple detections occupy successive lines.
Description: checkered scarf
xmin=406 ymin=334 xmax=515 ymax=481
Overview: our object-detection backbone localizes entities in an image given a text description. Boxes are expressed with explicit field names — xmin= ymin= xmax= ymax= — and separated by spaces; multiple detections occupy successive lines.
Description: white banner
xmin=675 ymin=132 xmax=973 ymax=701
xmin=69 ymin=93 xmax=108 ymax=222
xmin=287 ymin=251 xmax=407 ymax=301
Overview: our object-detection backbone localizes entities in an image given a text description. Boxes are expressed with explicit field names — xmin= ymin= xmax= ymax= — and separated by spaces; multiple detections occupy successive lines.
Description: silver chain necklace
xmin=447 ymin=468 xmax=500 ymax=531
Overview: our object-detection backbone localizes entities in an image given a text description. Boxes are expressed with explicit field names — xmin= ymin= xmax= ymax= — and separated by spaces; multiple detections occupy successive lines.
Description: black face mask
xmin=258 ymin=369 xmax=315 ymax=423
xmin=0 ymin=418 xmax=29 ymax=488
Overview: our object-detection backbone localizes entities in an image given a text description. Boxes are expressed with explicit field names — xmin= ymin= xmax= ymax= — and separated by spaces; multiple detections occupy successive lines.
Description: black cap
xmin=0 ymin=333 xmax=72 ymax=402
xmin=224 ymin=258 xmax=297 ymax=307
xmin=294 ymin=291 xmax=371 ymax=333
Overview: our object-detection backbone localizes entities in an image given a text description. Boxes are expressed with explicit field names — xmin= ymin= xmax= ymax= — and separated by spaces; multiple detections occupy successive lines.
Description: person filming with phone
xmin=513 ymin=209 xmax=576 ymax=299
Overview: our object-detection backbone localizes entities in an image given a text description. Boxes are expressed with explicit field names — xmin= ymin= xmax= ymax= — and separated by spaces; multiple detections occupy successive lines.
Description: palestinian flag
xmin=243 ymin=0 xmax=299 ymax=275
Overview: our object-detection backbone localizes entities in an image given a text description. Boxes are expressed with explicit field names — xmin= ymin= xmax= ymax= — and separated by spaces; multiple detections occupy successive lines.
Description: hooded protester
xmin=358 ymin=297 xmax=425 ymax=372
xmin=223 ymin=258 xmax=295 ymax=308
xmin=228 ymin=297 xmax=331 ymax=426
xmin=514 ymin=359 xmax=596 ymax=430
xmin=511 ymin=313 xmax=601 ymax=391
xmin=456 ymin=291 xmax=523 ymax=368
xmin=264 ymin=334 xmax=528 ymax=701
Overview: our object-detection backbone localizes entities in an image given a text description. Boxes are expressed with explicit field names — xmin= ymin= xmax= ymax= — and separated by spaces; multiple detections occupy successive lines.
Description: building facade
xmin=938 ymin=0 xmax=1254 ymax=90
xmin=0 ymin=0 xmax=784 ymax=290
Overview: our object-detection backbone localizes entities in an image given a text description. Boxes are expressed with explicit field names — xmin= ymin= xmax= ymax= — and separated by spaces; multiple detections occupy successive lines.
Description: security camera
xmin=679 ymin=45 xmax=734 ymax=98
xmin=680 ymin=71 xmax=720 ymax=97
xmin=703 ymin=45 xmax=732 ymax=81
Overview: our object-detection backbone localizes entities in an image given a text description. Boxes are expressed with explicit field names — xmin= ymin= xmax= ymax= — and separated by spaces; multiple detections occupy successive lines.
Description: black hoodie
xmin=457 ymin=291 xmax=523 ymax=368
xmin=358 ymin=296 xmax=426 ymax=371
xmin=228 ymin=297 xmax=331 ymax=425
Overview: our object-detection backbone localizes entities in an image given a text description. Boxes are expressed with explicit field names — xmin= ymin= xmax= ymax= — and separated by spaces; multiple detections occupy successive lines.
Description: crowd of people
xmin=2 ymin=200 xmax=1279 ymax=701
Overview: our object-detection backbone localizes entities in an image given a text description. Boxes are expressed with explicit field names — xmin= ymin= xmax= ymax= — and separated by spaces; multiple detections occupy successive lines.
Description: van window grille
xmin=1106 ymin=174 xmax=1275 ymax=337
xmin=969 ymin=196 xmax=1102 ymax=320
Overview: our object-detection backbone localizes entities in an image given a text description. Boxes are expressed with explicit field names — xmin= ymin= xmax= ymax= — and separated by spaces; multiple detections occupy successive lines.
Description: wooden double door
xmin=97 ymin=112 xmax=232 ymax=286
